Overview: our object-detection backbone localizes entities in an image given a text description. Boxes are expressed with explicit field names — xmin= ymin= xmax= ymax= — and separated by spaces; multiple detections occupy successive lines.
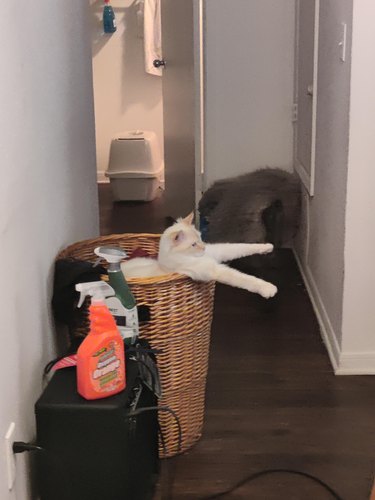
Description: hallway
xmin=99 ymin=185 xmax=375 ymax=500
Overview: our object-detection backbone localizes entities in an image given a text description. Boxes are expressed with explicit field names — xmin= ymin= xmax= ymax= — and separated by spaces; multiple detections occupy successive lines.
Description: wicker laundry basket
xmin=57 ymin=233 xmax=215 ymax=458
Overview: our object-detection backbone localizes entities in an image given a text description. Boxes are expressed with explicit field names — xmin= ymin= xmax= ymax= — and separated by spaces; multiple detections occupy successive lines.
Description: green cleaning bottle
xmin=94 ymin=246 xmax=139 ymax=345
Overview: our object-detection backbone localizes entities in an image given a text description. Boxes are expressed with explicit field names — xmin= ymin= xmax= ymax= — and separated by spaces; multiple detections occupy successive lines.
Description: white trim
xmin=293 ymin=249 xmax=340 ymax=372
xmin=309 ymin=0 xmax=320 ymax=197
xmin=303 ymin=187 xmax=311 ymax=265
xmin=293 ymin=0 xmax=300 ymax=168
xmin=97 ymin=170 xmax=109 ymax=183
xmin=294 ymin=248 xmax=375 ymax=375
xmin=294 ymin=0 xmax=319 ymax=196
xmin=295 ymin=159 xmax=312 ymax=196
xmin=193 ymin=0 xmax=205 ymax=214
xmin=336 ymin=352 xmax=375 ymax=375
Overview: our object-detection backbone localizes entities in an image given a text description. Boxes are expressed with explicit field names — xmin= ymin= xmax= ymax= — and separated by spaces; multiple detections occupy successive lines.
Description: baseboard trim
xmin=336 ymin=352 xmax=375 ymax=375
xmin=293 ymin=249 xmax=375 ymax=375
xmin=97 ymin=171 xmax=109 ymax=183
xmin=293 ymin=249 xmax=340 ymax=373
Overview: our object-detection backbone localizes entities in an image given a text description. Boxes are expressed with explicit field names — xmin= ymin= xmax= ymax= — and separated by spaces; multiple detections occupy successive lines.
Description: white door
xmin=160 ymin=0 xmax=202 ymax=216
xmin=294 ymin=0 xmax=320 ymax=195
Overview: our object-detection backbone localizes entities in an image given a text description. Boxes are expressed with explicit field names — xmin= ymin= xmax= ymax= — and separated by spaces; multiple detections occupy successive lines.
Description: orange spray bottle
xmin=75 ymin=281 xmax=126 ymax=400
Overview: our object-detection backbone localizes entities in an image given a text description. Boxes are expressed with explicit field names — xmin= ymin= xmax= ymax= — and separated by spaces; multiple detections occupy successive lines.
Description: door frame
xmin=193 ymin=0 xmax=205 ymax=216
xmin=294 ymin=0 xmax=320 ymax=196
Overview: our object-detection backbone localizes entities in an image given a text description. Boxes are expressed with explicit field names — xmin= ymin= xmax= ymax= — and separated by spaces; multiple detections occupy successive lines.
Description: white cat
xmin=121 ymin=213 xmax=278 ymax=298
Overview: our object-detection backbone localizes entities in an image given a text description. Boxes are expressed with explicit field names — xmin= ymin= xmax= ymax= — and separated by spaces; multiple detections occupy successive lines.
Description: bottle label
xmin=106 ymin=297 xmax=139 ymax=342
xmin=91 ymin=340 xmax=125 ymax=393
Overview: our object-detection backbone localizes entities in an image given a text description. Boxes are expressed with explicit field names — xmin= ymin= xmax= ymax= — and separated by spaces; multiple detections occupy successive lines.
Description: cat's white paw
xmin=258 ymin=282 xmax=278 ymax=299
xmin=261 ymin=243 xmax=274 ymax=254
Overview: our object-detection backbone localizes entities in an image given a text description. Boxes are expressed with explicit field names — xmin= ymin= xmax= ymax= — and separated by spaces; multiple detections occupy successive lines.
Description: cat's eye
xmin=192 ymin=243 xmax=197 ymax=247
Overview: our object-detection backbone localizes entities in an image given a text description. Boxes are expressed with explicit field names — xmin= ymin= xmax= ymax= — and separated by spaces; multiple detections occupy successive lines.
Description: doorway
xmin=90 ymin=0 xmax=199 ymax=230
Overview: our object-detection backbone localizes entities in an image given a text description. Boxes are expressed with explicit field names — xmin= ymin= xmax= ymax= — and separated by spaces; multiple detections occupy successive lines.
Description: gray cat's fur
xmin=199 ymin=168 xmax=301 ymax=246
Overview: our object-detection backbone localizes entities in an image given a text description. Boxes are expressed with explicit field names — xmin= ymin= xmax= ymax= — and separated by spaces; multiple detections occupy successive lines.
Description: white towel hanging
xmin=143 ymin=0 xmax=162 ymax=76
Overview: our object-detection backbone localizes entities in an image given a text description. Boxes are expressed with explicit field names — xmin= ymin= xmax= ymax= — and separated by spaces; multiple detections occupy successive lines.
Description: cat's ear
xmin=170 ymin=230 xmax=185 ymax=246
xmin=182 ymin=211 xmax=194 ymax=226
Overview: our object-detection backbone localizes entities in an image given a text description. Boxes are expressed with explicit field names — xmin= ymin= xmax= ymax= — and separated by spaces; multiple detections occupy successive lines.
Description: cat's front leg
xmin=214 ymin=263 xmax=277 ymax=298
xmin=256 ymin=280 xmax=278 ymax=298
xmin=253 ymin=243 xmax=274 ymax=255
xmin=205 ymin=243 xmax=274 ymax=262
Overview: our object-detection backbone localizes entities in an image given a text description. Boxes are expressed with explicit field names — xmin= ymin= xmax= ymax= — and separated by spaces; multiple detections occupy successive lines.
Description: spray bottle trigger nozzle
xmin=77 ymin=294 xmax=85 ymax=308
xmin=75 ymin=281 xmax=115 ymax=308
xmin=93 ymin=257 xmax=102 ymax=268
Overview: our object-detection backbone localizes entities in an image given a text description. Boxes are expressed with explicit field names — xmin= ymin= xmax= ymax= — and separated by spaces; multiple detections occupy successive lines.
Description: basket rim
xmin=57 ymin=232 xmax=193 ymax=286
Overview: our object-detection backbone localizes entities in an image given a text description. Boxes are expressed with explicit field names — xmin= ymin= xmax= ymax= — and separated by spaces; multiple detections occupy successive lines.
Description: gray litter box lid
xmin=107 ymin=130 xmax=163 ymax=176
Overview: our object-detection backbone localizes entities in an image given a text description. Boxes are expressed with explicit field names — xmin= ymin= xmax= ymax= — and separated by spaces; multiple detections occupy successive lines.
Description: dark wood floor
xmin=99 ymin=184 xmax=375 ymax=500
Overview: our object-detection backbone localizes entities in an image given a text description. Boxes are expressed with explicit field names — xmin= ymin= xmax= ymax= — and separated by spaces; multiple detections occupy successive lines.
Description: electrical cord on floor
xmin=200 ymin=468 xmax=344 ymax=500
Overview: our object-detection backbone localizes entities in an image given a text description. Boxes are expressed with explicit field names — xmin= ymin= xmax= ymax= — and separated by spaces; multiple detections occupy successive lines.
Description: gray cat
xmin=199 ymin=168 xmax=301 ymax=247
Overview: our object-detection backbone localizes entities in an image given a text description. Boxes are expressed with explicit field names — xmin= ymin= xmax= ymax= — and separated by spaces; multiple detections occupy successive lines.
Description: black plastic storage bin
xmin=35 ymin=358 xmax=158 ymax=500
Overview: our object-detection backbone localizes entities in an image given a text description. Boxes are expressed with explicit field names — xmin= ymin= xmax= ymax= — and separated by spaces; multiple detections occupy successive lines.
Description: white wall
xmin=294 ymin=0 xmax=353 ymax=371
xmin=295 ymin=0 xmax=375 ymax=374
xmin=90 ymin=0 xmax=164 ymax=179
xmin=204 ymin=0 xmax=295 ymax=187
xmin=0 ymin=2 xmax=99 ymax=498
xmin=340 ymin=0 xmax=375 ymax=374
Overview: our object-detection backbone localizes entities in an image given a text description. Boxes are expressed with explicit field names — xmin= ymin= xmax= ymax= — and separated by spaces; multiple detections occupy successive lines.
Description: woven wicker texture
xmin=58 ymin=233 xmax=215 ymax=457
